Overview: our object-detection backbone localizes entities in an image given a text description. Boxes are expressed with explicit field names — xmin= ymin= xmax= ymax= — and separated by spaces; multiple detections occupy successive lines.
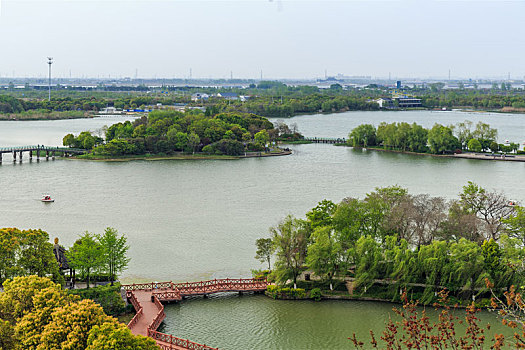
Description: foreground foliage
xmin=0 ymin=276 xmax=157 ymax=350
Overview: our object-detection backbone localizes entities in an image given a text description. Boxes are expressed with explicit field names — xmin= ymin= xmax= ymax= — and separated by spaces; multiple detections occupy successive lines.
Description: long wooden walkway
xmin=0 ymin=145 xmax=85 ymax=163
xmin=123 ymin=278 xmax=268 ymax=349
xmin=304 ymin=137 xmax=346 ymax=144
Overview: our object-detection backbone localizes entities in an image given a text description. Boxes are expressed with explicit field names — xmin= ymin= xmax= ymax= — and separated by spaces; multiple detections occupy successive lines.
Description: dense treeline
xmin=260 ymin=183 xmax=525 ymax=304
xmin=65 ymin=110 xmax=281 ymax=156
xmin=224 ymin=94 xmax=380 ymax=118
xmin=348 ymin=120 xmax=519 ymax=154
xmin=5 ymin=83 xmax=525 ymax=118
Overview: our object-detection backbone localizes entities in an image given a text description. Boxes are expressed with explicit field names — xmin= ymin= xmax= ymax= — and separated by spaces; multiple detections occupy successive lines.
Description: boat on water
xmin=41 ymin=195 xmax=54 ymax=203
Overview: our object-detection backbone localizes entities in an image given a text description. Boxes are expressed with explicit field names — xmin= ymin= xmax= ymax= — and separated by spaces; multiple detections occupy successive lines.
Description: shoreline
xmin=70 ymin=149 xmax=292 ymax=162
xmin=348 ymin=145 xmax=525 ymax=162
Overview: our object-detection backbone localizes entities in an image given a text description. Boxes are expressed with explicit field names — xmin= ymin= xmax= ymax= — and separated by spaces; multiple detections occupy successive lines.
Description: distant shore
xmin=0 ymin=111 xmax=93 ymax=121
xmin=346 ymin=145 xmax=525 ymax=162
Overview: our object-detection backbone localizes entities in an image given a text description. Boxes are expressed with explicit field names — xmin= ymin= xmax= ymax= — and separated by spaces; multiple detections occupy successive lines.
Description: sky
xmin=0 ymin=0 xmax=524 ymax=80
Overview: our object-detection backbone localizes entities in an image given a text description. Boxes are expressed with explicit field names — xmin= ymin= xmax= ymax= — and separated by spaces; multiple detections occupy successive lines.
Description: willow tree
xmin=306 ymin=227 xmax=341 ymax=290
xmin=271 ymin=215 xmax=309 ymax=289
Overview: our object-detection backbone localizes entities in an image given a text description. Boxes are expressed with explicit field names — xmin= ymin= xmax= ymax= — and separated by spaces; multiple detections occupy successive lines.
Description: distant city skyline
xmin=0 ymin=0 xmax=524 ymax=80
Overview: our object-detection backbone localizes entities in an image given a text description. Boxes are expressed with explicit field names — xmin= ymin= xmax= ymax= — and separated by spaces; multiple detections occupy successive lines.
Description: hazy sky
xmin=0 ymin=0 xmax=524 ymax=79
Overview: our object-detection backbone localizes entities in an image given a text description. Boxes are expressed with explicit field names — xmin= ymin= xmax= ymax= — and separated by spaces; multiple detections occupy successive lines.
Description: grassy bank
xmin=0 ymin=110 xmax=92 ymax=121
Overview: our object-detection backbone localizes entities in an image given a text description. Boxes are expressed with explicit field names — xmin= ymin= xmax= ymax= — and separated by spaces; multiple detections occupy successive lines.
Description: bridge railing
xmin=149 ymin=296 xmax=166 ymax=332
xmin=148 ymin=329 xmax=217 ymax=350
xmin=174 ymin=278 xmax=267 ymax=295
xmin=122 ymin=281 xmax=173 ymax=291
xmin=153 ymin=290 xmax=182 ymax=301
xmin=126 ymin=291 xmax=144 ymax=330
xmin=0 ymin=145 xmax=86 ymax=153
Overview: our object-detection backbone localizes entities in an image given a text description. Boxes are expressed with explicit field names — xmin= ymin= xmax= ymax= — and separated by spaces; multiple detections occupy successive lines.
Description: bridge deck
xmin=124 ymin=278 xmax=267 ymax=350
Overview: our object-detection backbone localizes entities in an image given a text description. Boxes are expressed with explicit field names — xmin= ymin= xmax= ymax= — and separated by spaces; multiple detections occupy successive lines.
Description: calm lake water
xmin=0 ymin=110 xmax=523 ymax=348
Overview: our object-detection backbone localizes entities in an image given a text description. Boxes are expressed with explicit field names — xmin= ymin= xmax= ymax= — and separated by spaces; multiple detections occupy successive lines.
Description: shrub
xmin=310 ymin=288 xmax=322 ymax=301
xmin=68 ymin=283 xmax=125 ymax=316
xmin=265 ymin=285 xmax=306 ymax=299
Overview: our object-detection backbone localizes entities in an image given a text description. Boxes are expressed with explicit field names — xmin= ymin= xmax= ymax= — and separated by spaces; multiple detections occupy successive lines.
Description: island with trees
xmin=346 ymin=120 xmax=523 ymax=159
xmin=63 ymin=110 xmax=298 ymax=160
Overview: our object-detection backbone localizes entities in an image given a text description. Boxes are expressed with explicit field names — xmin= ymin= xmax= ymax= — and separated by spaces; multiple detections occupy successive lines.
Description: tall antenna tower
xmin=448 ymin=69 xmax=451 ymax=81
xmin=47 ymin=57 xmax=53 ymax=101
xmin=189 ymin=68 xmax=192 ymax=80
xmin=230 ymin=71 xmax=233 ymax=80
xmin=260 ymin=70 xmax=263 ymax=81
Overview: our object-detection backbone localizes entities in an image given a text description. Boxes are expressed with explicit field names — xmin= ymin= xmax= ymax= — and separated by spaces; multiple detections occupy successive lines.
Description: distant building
xmin=217 ymin=92 xmax=239 ymax=100
xmin=376 ymin=97 xmax=422 ymax=108
xmin=395 ymin=97 xmax=422 ymax=108
xmin=191 ymin=93 xmax=209 ymax=102
xmin=396 ymin=81 xmax=402 ymax=89
xmin=376 ymin=98 xmax=394 ymax=109
xmin=99 ymin=107 xmax=121 ymax=114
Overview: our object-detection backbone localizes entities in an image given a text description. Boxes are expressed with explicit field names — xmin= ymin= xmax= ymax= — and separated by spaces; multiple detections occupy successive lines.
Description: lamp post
xmin=47 ymin=57 xmax=53 ymax=101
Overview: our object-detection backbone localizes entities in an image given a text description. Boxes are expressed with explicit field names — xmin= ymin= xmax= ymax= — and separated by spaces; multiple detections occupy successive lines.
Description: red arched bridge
xmin=0 ymin=145 xmax=85 ymax=163
xmin=122 ymin=278 xmax=268 ymax=350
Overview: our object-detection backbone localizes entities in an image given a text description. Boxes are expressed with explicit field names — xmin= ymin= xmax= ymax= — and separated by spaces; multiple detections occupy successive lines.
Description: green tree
xmin=0 ymin=228 xmax=62 ymax=286
xmin=454 ymin=120 xmax=473 ymax=149
xmin=86 ymin=322 xmax=158 ymax=350
xmin=427 ymin=123 xmax=459 ymax=154
xmin=255 ymin=238 xmax=274 ymax=270
xmin=67 ymin=232 xmax=103 ymax=289
xmin=254 ymin=130 xmax=270 ymax=148
xmin=271 ymin=215 xmax=309 ymax=288
xmin=481 ymin=239 xmax=502 ymax=283
xmin=306 ymin=199 xmax=336 ymax=229
xmin=467 ymin=138 xmax=482 ymax=152
xmin=407 ymin=123 xmax=428 ymax=153
xmin=96 ymin=228 xmax=130 ymax=285
xmin=173 ymin=132 xmax=188 ymax=151
xmin=472 ymin=121 xmax=497 ymax=151
xmin=62 ymin=134 xmax=76 ymax=148
xmin=187 ymin=132 xmax=200 ymax=154
xmin=348 ymin=124 xmax=376 ymax=147
xmin=306 ymin=227 xmax=341 ymax=290
xmin=503 ymin=206 xmax=525 ymax=246
xmin=353 ymin=235 xmax=382 ymax=292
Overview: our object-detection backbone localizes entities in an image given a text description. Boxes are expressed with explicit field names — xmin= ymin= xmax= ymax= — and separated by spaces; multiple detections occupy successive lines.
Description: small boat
xmin=508 ymin=200 xmax=518 ymax=207
xmin=41 ymin=195 xmax=54 ymax=203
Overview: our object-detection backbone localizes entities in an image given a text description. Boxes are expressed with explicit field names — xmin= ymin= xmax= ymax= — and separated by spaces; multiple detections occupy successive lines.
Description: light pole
xmin=47 ymin=57 xmax=53 ymax=101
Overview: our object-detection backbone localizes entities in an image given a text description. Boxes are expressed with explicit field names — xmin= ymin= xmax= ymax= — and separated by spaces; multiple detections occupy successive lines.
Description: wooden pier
xmin=0 ymin=145 xmax=85 ymax=163
xmin=304 ymin=137 xmax=346 ymax=144
xmin=122 ymin=278 xmax=268 ymax=349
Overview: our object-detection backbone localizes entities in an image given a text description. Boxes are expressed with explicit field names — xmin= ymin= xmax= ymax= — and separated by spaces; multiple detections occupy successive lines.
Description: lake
xmin=0 ymin=110 xmax=523 ymax=348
